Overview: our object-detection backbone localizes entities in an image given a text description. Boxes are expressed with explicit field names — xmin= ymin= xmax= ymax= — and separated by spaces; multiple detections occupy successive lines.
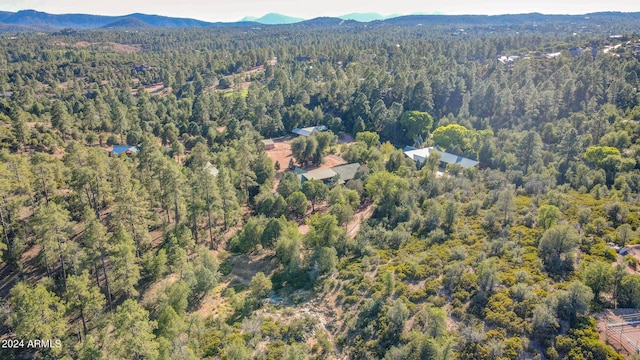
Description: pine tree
xmin=66 ymin=270 xmax=105 ymax=336
xmin=10 ymin=108 xmax=28 ymax=150
xmin=110 ymin=223 xmax=141 ymax=299
xmin=8 ymin=283 xmax=66 ymax=349
xmin=81 ymin=208 xmax=114 ymax=312
xmin=32 ymin=202 xmax=73 ymax=290
xmin=112 ymin=299 xmax=159 ymax=359
xmin=217 ymin=167 xmax=241 ymax=231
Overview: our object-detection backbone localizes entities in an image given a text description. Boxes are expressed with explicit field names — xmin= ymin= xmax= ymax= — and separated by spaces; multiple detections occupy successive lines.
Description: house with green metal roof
xmin=331 ymin=163 xmax=361 ymax=184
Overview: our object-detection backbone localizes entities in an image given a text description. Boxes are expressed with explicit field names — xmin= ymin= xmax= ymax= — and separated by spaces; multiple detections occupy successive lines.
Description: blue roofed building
xmin=110 ymin=145 xmax=139 ymax=156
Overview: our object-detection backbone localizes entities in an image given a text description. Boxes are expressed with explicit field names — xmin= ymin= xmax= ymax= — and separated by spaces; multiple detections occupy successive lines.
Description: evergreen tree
xmin=110 ymin=223 xmax=141 ymax=298
xmin=66 ymin=270 xmax=105 ymax=336
xmin=8 ymin=283 xmax=66 ymax=350
xmin=112 ymin=299 xmax=159 ymax=359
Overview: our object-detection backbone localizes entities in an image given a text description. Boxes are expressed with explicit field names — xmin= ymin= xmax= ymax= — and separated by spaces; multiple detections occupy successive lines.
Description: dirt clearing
xmin=265 ymin=138 xmax=293 ymax=172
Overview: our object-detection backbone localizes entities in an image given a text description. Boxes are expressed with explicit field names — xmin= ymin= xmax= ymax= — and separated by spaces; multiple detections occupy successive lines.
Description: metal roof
xmin=404 ymin=147 xmax=479 ymax=168
xmin=205 ymin=162 xmax=219 ymax=176
xmin=301 ymin=168 xmax=337 ymax=181
xmin=111 ymin=145 xmax=138 ymax=155
xmin=331 ymin=163 xmax=361 ymax=182
xmin=292 ymin=125 xmax=328 ymax=137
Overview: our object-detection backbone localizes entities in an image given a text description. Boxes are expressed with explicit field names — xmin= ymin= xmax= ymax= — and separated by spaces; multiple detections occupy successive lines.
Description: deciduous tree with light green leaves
xmin=365 ymin=171 xmax=409 ymax=221
xmin=399 ymin=111 xmax=434 ymax=144
xmin=581 ymin=261 xmax=613 ymax=303
xmin=302 ymin=179 xmax=329 ymax=212
xmin=557 ymin=281 xmax=593 ymax=322
xmin=584 ymin=146 xmax=620 ymax=166
xmin=305 ymin=213 xmax=344 ymax=249
xmin=538 ymin=224 xmax=580 ymax=277
xmin=432 ymin=124 xmax=469 ymax=150
xmin=538 ymin=205 xmax=561 ymax=230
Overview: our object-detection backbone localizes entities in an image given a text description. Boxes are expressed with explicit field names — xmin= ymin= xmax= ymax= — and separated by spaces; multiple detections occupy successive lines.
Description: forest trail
xmin=346 ymin=202 xmax=375 ymax=238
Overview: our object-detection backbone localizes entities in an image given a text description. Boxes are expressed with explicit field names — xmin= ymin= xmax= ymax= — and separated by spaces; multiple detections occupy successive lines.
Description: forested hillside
xmin=1 ymin=17 xmax=640 ymax=359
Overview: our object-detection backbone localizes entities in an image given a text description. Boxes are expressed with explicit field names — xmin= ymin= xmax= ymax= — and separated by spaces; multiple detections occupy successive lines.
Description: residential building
xmin=109 ymin=145 xmax=138 ymax=156
xmin=403 ymin=147 xmax=479 ymax=168
xmin=291 ymin=125 xmax=327 ymax=137
xmin=261 ymin=139 xmax=275 ymax=150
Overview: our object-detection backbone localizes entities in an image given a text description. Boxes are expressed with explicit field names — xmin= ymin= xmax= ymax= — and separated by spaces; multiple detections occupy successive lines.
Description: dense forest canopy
xmin=1 ymin=14 xmax=640 ymax=359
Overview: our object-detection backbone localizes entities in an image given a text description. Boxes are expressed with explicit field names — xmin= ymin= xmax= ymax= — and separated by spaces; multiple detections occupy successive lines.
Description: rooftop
xmin=404 ymin=147 xmax=479 ymax=168
xmin=301 ymin=168 xmax=337 ymax=181
xmin=110 ymin=145 xmax=139 ymax=155
xmin=292 ymin=125 xmax=328 ymax=137
xmin=205 ymin=162 xmax=219 ymax=177
xmin=331 ymin=163 xmax=361 ymax=183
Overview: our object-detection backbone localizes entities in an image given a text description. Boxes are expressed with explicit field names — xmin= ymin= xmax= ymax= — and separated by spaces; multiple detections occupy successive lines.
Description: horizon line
xmin=2 ymin=8 xmax=639 ymax=24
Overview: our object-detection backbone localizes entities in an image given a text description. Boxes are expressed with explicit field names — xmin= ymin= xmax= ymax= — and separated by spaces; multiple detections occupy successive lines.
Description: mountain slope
xmin=1 ymin=10 xmax=114 ymax=28
xmin=126 ymin=13 xmax=211 ymax=27
xmin=380 ymin=12 xmax=640 ymax=26
xmin=102 ymin=17 xmax=153 ymax=29
xmin=300 ymin=17 xmax=360 ymax=27
xmin=338 ymin=13 xmax=388 ymax=22
xmin=251 ymin=13 xmax=305 ymax=25
xmin=0 ymin=9 xmax=213 ymax=29
xmin=1 ymin=10 xmax=640 ymax=30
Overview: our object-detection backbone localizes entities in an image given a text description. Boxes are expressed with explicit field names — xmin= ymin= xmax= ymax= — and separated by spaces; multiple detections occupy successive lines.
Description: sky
xmin=0 ymin=0 xmax=639 ymax=22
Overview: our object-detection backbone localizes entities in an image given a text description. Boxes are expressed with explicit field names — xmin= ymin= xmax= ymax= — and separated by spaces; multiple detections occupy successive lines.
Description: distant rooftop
xmin=110 ymin=145 xmax=138 ymax=155
xmin=404 ymin=147 xmax=479 ymax=168
xmin=205 ymin=162 xmax=219 ymax=177
xmin=292 ymin=125 xmax=328 ymax=137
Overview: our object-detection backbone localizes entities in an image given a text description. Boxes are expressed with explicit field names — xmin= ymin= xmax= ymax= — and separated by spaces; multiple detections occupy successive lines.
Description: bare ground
xmin=264 ymin=138 xmax=293 ymax=173
xmin=346 ymin=202 xmax=375 ymax=239
xmin=131 ymin=82 xmax=171 ymax=96
xmin=225 ymin=251 xmax=279 ymax=286
xmin=596 ymin=308 xmax=640 ymax=357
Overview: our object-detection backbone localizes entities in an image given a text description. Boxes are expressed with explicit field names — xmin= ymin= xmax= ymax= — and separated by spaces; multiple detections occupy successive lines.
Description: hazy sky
xmin=1 ymin=0 xmax=639 ymax=22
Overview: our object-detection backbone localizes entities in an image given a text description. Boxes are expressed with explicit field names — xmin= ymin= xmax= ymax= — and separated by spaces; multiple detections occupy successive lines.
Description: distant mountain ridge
xmin=0 ymin=9 xmax=215 ymax=29
xmin=338 ymin=13 xmax=401 ymax=22
xmin=102 ymin=17 xmax=153 ymax=29
xmin=1 ymin=9 xmax=640 ymax=30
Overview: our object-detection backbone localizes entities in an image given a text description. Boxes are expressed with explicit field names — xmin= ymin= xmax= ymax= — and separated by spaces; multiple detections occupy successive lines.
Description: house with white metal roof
xmin=404 ymin=147 xmax=479 ymax=168
xmin=291 ymin=125 xmax=328 ymax=137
